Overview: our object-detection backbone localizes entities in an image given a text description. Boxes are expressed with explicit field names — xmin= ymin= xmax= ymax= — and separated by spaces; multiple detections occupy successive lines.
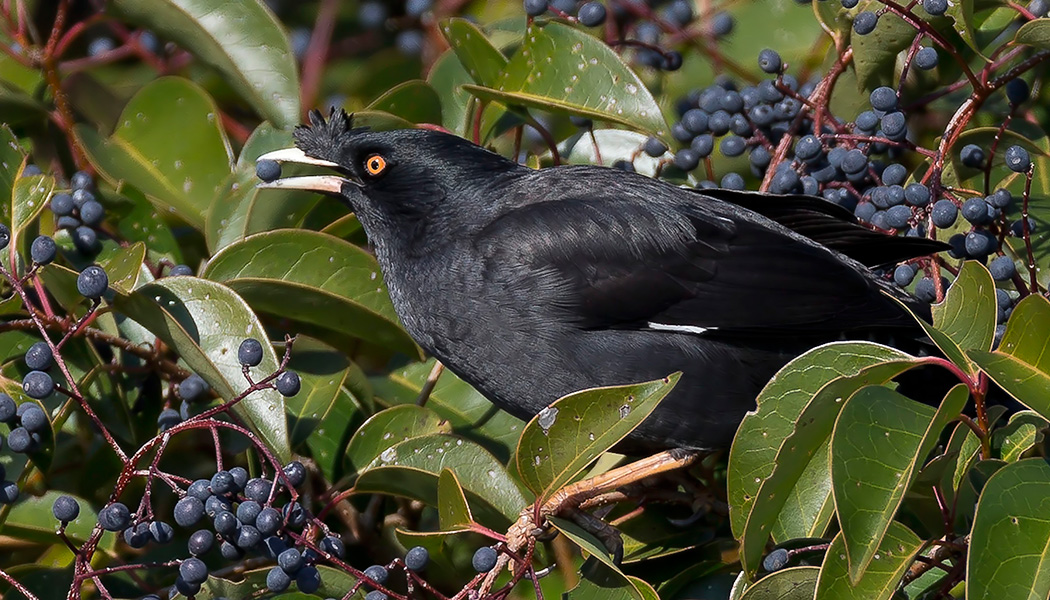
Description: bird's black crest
xmin=292 ymin=108 xmax=369 ymax=162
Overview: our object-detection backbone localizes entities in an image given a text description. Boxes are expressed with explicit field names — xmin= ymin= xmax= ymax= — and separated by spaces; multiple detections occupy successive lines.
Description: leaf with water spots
xmin=201 ymin=229 xmax=419 ymax=357
xmin=462 ymin=21 xmax=670 ymax=142
xmin=515 ymin=374 xmax=679 ymax=502
xmin=993 ymin=410 xmax=1047 ymax=462
xmin=113 ymin=277 xmax=290 ymax=461
xmin=440 ymin=18 xmax=508 ymax=89
xmin=437 ymin=468 xmax=474 ymax=529
xmin=75 ymin=77 xmax=233 ymax=230
xmin=345 ymin=404 xmax=451 ymax=474
xmin=108 ymin=0 xmax=300 ymax=128
xmin=98 ymin=242 xmax=147 ymax=295
xmin=740 ymin=566 xmax=819 ymax=599
xmin=814 ymin=521 xmax=923 ymax=600
xmin=10 ymin=173 xmax=54 ymax=258
xmin=367 ymin=80 xmax=443 ymax=125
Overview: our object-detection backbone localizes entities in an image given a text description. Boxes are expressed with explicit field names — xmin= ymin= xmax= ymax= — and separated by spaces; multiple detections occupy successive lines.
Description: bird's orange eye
xmin=364 ymin=154 xmax=387 ymax=176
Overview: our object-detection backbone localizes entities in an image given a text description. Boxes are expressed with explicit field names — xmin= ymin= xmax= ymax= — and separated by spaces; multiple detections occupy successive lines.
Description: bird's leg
xmin=566 ymin=506 xmax=625 ymax=564
xmin=478 ymin=448 xmax=701 ymax=594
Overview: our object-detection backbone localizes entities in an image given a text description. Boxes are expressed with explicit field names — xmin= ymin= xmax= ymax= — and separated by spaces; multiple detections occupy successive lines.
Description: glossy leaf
xmin=202 ymin=229 xmax=419 ymax=357
xmin=944 ymin=0 xmax=990 ymax=60
xmin=194 ymin=565 xmax=355 ymax=599
xmin=515 ymin=374 xmax=679 ymax=501
xmin=565 ymin=558 xmax=660 ymax=600
xmin=356 ymin=433 xmax=529 ymax=526
xmin=740 ymin=567 xmax=819 ymax=599
xmin=1014 ymin=17 xmax=1050 ymax=49
xmin=113 ymin=277 xmax=290 ymax=461
xmin=345 ymin=404 xmax=451 ymax=473
xmin=75 ymin=77 xmax=233 ymax=230
xmin=969 ymin=295 xmax=1050 ymax=421
xmin=440 ymin=18 xmax=508 ymax=88
xmin=729 ymin=342 xmax=913 ymax=539
xmin=850 ymin=2 xmax=914 ymax=89
xmin=367 ymin=80 xmax=443 ymax=125
xmin=993 ymin=411 xmax=1047 ymax=462
xmin=968 ymin=458 xmax=1050 ymax=600
xmin=4 ymin=491 xmax=106 ymax=547
xmin=736 ymin=356 xmax=921 ymax=575
xmin=427 ymin=49 xmax=476 ymax=134
xmin=206 ymin=123 xmax=320 ymax=253
xmin=98 ymin=242 xmax=146 ymax=294
xmin=108 ymin=0 xmax=300 ymax=128
xmin=831 ymin=384 xmax=966 ymax=582
xmin=10 ymin=174 xmax=53 ymax=251
xmin=437 ymin=468 xmax=474 ymax=529
xmin=901 ymin=261 xmax=996 ymax=377
xmin=463 ymin=21 xmax=669 ymax=140
xmin=814 ymin=521 xmax=923 ymax=600
xmin=0 ymin=124 xmax=23 ymax=216
xmin=371 ymin=358 xmax=522 ymax=462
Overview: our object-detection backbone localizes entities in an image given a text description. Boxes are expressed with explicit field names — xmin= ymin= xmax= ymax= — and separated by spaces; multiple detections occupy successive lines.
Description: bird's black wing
xmin=476 ymin=183 xmax=919 ymax=334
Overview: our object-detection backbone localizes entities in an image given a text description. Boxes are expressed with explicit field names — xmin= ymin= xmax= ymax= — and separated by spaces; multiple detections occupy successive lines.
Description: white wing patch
xmin=647 ymin=322 xmax=715 ymax=335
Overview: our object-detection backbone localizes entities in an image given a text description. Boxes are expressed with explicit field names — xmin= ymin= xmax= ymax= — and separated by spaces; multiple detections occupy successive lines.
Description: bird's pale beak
xmin=255 ymin=147 xmax=361 ymax=194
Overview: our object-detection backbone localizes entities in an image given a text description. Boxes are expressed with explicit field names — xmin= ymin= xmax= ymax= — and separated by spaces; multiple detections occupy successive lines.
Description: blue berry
xmin=0 ymin=394 xmax=15 ymax=423
xmin=23 ymin=371 xmax=54 ymax=399
xmin=406 ymin=546 xmax=430 ymax=571
xmin=840 ymin=149 xmax=869 ymax=175
xmin=178 ymin=374 xmax=209 ymax=402
xmin=923 ymin=0 xmax=948 ymax=13
xmin=180 ymin=557 xmax=208 ymax=585
xmin=869 ymin=86 xmax=898 ymax=112
xmin=359 ymin=1 xmax=388 ymax=27
xmin=473 ymin=547 xmax=499 ymax=573
xmin=149 ymin=520 xmax=174 ymax=543
xmin=99 ymin=502 xmax=131 ymax=531
xmin=893 ymin=264 xmax=917 ymax=287
xmin=30 ymin=235 xmax=56 ymax=265
xmin=123 ymin=522 xmax=150 ymax=547
xmin=841 ymin=0 xmax=859 ymax=6
xmin=52 ymin=495 xmax=80 ymax=522
xmin=238 ymin=338 xmax=264 ymax=367
xmin=321 ymin=534 xmax=346 ymax=558
xmin=244 ymin=478 xmax=271 ymax=503
xmin=914 ymin=47 xmax=938 ymax=70
xmin=211 ymin=470 xmax=235 ymax=495
xmin=188 ymin=529 xmax=213 ymax=556
xmin=169 ymin=264 xmax=193 ymax=277
xmin=989 ymin=256 xmax=1016 ymax=281
xmin=885 ymin=205 xmax=912 ymax=229
xmin=76 ymin=265 xmax=108 ymax=299
xmin=794 ymin=135 xmax=822 ymax=162
xmin=881 ymin=112 xmax=907 ymax=141
xmin=1006 ymin=79 xmax=1030 ymax=105
xmin=763 ymin=548 xmax=789 ymax=572
xmin=51 ymin=193 xmax=74 ymax=216
xmin=79 ymin=200 xmax=104 ymax=226
xmin=721 ymin=172 xmax=745 ymax=190
xmin=931 ymin=199 xmax=958 ymax=228
xmin=297 ymin=565 xmax=321 ymax=593
xmin=577 ymin=2 xmax=606 ymax=26
xmin=25 ymin=341 xmax=53 ymax=370
xmin=20 ymin=404 xmax=47 ymax=433
xmin=853 ymin=11 xmax=878 ymax=34
xmin=962 ymin=198 xmax=991 ymax=225
xmin=904 ymin=183 xmax=931 ymax=207
xmin=267 ymin=566 xmax=291 ymax=592
xmin=283 ymin=461 xmax=307 ymax=487
xmin=72 ymin=189 xmax=94 ymax=208
xmin=721 ymin=136 xmax=746 ymax=157
xmin=674 ymin=149 xmax=700 ymax=171
xmin=395 ymin=30 xmax=424 ymax=57
xmin=965 ymin=230 xmax=996 ymax=258
xmin=221 ymin=540 xmax=245 ymax=560
xmin=256 ymin=507 xmax=282 ymax=536
xmin=213 ymin=510 xmax=238 ymax=536
xmin=256 ymin=159 xmax=282 ymax=182
xmin=757 ymin=49 xmax=782 ymax=74
xmin=960 ymin=144 xmax=986 ymax=168
xmin=882 ymin=164 xmax=907 ymax=186
xmin=0 ymin=481 xmax=18 ymax=504
xmin=278 ymin=547 xmax=304 ymax=574
xmin=236 ymin=524 xmax=262 ymax=549
xmin=643 ymin=137 xmax=667 ymax=157
xmin=276 ymin=371 xmax=301 ymax=397
xmin=691 ymin=134 xmax=715 ymax=157
xmin=1004 ymin=145 xmax=1030 ymax=172
xmin=987 ymin=189 xmax=1013 ymax=209
xmin=70 ymin=171 xmax=94 ymax=190
xmin=365 ymin=564 xmax=390 ymax=587
xmin=237 ymin=500 xmax=262 ymax=525
xmin=1011 ymin=217 xmax=1036 ymax=236
xmin=174 ymin=496 xmax=205 ymax=527
xmin=187 ymin=479 xmax=211 ymax=501
xmin=682 ymin=109 xmax=709 ymax=134
xmin=855 ymin=110 xmax=879 ymax=133
xmin=711 ymin=12 xmax=734 ymax=37
xmin=73 ymin=227 xmax=99 ymax=254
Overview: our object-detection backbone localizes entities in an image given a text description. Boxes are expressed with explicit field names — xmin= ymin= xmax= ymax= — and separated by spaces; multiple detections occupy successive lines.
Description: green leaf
xmin=113 ymin=278 xmax=290 ymax=461
xmin=565 ymin=558 xmax=660 ymax=600
xmin=437 ymin=468 xmax=474 ymax=529
xmin=993 ymin=411 xmax=1047 ymax=462
xmin=427 ymin=49 xmax=476 ymax=135
xmin=440 ymin=18 xmax=509 ymax=88
xmin=367 ymin=80 xmax=442 ymax=125
xmin=831 ymin=384 xmax=967 ymax=582
xmin=850 ymin=2 xmax=914 ymax=89
xmin=968 ymin=458 xmax=1050 ymax=600
xmin=945 ymin=0 xmax=990 ymax=60
xmin=969 ymin=295 xmax=1050 ymax=421
xmin=463 ymin=21 xmax=669 ymax=141
xmin=901 ymin=261 xmax=996 ymax=377
xmin=201 ymin=229 xmax=419 ymax=357
xmin=1014 ymin=18 xmax=1050 ymax=49
xmin=112 ymin=187 xmax=184 ymax=265
xmin=75 ymin=77 xmax=233 ymax=230
xmin=770 ymin=438 xmax=835 ymax=542
xmin=814 ymin=521 xmax=923 ymax=600
xmin=355 ymin=433 xmax=529 ymax=527
xmin=371 ymin=359 xmax=522 ymax=462
xmin=9 ymin=174 xmax=54 ymax=256
xmin=98 ymin=242 xmax=147 ymax=294
xmin=736 ymin=355 xmax=921 ymax=575
xmin=206 ymin=123 xmax=321 ymax=253
xmin=729 ymin=342 xmax=914 ymax=541
xmin=0 ymin=125 xmax=25 ymax=214
xmin=283 ymin=336 xmax=364 ymax=480
xmin=345 ymin=404 xmax=451 ymax=473
xmin=4 ymin=491 xmax=108 ymax=548
xmin=515 ymin=374 xmax=679 ymax=501
xmin=108 ymin=0 xmax=300 ymax=128
xmin=193 ymin=565 xmax=354 ymax=599
xmin=740 ymin=567 xmax=819 ymax=600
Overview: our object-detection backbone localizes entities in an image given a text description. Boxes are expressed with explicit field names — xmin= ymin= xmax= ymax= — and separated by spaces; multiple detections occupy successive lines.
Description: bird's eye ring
xmin=364 ymin=154 xmax=388 ymax=177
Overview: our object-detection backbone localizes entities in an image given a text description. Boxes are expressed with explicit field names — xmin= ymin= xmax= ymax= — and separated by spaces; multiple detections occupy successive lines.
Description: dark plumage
xmin=259 ymin=110 xmax=946 ymax=451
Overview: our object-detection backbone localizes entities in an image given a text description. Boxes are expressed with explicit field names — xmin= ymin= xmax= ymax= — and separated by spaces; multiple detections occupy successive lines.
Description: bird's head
xmin=256 ymin=109 xmax=521 ymax=251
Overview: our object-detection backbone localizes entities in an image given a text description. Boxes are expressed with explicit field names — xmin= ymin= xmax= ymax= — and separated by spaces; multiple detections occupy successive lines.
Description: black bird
xmin=258 ymin=110 xmax=945 ymax=452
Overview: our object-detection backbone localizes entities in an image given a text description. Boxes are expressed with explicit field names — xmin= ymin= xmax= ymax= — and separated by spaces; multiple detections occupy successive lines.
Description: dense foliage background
xmin=1 ymin=0 xmax=1050 ymax=598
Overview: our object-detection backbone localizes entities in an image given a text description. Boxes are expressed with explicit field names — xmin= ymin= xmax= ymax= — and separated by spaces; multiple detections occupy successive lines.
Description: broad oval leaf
xmin=1014 ymin=18 xmax=1050 ymax=49
xmin=993 ymin=410 xmax=1047 ymax=462
xmin=463 ymin=21 xmax=669 ymax=140
xmin=202 ymin=229 xmax=419 ymax=357
xmin=740 ymin=566 xmax=819 ymax=600
xmin=437 ymin=468 xmax=474 ymax=529
xmin=729 ymin=342 xmax=913 ymax=540
xmin=969 ymin=294 xmax=1050 ymax=421
xmin=108 ymin=0 xmax=300 ymax=128
xmin=440 ymin=18 xmax=508 ymax=88
xmin=99 ymin=242 xmax=147 ymax=294
xmin=814 ymin=521 xmax=923 ymax=600
xmin=193 ymin=564 xmax=355 ymax=599
xmin=356 ymin=433 xmax=529 ymax=527
xmin=850 ymin=2 xmax=914 ymax=89
xmin=367 ymin=80 xmax=442 ymax=125
xmin=5 ymin=491 xmax=111 ymax=548
xmin=830 ymin=384 xmax=966 ymax=582
xmin=11 ymin=174 xmax=53 ymax=247
xmin=113 ymin=277 xmax=290 ymax=461
xmin=345 ymin=404 xmax=451 ymax=473
xmin=968 ymin=458 xmax=1050 ymax=600
xmin=515 ymin=373 xmax=679 ymax=501
xmin=75 ymin=77 xmax=233 ymax=230
xmin=736 ymin=354 xmax=921 ymax=575
xmin=565 ymin=558 xmax=660 ymax=600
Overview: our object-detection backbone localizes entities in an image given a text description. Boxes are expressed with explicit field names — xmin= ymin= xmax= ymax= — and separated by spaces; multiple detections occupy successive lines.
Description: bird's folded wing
xmin=475 ymin=196 xmax=915 ymax=334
